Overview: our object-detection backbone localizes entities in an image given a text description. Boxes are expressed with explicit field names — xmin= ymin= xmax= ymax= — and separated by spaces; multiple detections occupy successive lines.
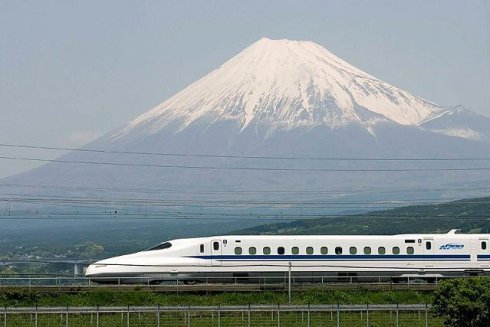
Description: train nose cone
xmin=84 ymin=264 xmax=96 ymax=277
xmin=85 ymin=263 xmax=106 ymax=277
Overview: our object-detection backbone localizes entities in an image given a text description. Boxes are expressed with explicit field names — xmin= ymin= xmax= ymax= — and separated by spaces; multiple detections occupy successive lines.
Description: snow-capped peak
xmin=114 ymin=37 xmax=443 ymax=137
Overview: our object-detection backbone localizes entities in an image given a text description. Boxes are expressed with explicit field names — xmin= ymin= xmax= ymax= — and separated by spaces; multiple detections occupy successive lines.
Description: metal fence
xmin=1 ymin=304 xmax=444 ymax=326
xmin=0 ymin=274 xmax=451 ymax=287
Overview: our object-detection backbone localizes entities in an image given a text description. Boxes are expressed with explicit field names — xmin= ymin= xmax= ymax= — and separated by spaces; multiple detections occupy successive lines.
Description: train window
xmin=249 ymin=247 xmax=257 ymax=255
xmin=335 ymin=247 xmax=342 ymax=255
xmin=292 ymin=247 xmax=299 ymax=255
xmin=213 ymin=242 xmax=220 ymax=251
xmin=405 ymin=239 xmax=415 ymax=243
xmin=482 ymin=241 xmax=487 ymax=250
xmin=263 ymin=247 xmax=271 ymax=255
xmin=321 ymin=247 xmax=328 ymax=255
xmin=364 ymin=247 xmax=371 ymax=255
xmin=145 ymin=242 xmax=172 ymax=251
xmin=278 ymin=247 xmax=285 ymax=255
xmin=234 ymin=247 xmax=242 ymax=255
xmin=407 ymin=247 xmax=414 ymax=255
xmin=425 ymin=241 xmax=432 ymax=250
xmin=199 ymin=244 xmax=204 ymax=253
xmin=306 ymin=247 xmax=314 ymax=255
xmin=392 ymin=247 xmax=400 ymax=255
xmin=378 ymin=247 xmax=386 ymax=255
xmin=349 ymin=247 xmax=357 ymax=255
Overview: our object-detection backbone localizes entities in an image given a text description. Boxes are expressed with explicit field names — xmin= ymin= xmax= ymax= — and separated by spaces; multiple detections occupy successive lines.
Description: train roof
xmin=172 ymin=230 xmax=489 ymax=243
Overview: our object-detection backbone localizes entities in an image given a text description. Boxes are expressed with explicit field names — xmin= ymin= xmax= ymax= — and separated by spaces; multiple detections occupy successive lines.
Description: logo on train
xmin=439 ymin=243 xmax=464 ymax=250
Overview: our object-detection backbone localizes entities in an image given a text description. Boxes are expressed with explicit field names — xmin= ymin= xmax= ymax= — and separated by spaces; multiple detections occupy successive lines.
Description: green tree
xmin=433 ymin=277 xmax=490 ymax=326
xmin=68 ymin=241 xmax=104 ymax=259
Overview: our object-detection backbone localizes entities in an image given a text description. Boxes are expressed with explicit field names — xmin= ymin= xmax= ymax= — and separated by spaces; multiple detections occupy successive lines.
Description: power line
xmin=0 ymin=213 xmax=489 ymax=220
xmin=1 ymin=183 xmax=489 ymax=196
xmin=2 ymin=191 xmax=487 ymax=209
xmin=1 ymin=155 xmax=489 ymax=172
xmin=1 ymin=142 xmax=489 ymax=161
xmin=1 ymin=192 xmax=475 ymax=204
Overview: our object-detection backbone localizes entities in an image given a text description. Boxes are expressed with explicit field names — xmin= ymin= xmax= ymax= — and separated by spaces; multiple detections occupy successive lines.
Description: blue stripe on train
xmin=190 ymin=254 xmax=470 ymax=261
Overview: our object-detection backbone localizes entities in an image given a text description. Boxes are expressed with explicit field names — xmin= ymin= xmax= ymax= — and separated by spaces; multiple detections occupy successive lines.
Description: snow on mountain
xmin=419 ymin=106 xmax=490 ymax=142
xmin=3 ymin=38 xmax=490 ymax=214
xmin=112 ymin=38 xmax=443 ymax=139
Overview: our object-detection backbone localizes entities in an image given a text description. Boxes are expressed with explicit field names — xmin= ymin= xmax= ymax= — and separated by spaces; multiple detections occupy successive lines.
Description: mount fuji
xmin=3 ymin=38 xmax=490 ymax=216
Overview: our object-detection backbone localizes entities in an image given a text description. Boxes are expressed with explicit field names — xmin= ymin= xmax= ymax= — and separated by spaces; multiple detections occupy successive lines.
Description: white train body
xmin=85 ymin=230 xmax=490 ymax=282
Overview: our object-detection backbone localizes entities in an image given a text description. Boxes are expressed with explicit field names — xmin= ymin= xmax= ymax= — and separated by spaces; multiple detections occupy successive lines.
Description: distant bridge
xmin=0 ymin=259 xmax=98 ymax=277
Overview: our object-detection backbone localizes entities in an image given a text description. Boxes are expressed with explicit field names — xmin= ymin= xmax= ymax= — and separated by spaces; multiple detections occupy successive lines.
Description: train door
xmin=478 ymin=238 xmax=489 ymax=267
xmin=423 ymin=238 xmax=434 ymax=268
xmin=211 ymin=239 xmax=222 ymax=266
xmin=470 ymin=238 xmax=478 ymax=267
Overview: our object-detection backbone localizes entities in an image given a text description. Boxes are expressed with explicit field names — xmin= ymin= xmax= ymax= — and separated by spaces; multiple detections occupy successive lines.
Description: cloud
xmin=60 ymin=130 xmax=102 ymax=147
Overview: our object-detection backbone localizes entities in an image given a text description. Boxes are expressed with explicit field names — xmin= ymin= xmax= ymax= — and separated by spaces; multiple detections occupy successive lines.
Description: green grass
xmin=0 ymin=289 xmax=432 ymax=307
xmin=235 ymin=196 xmax=490 ymax=235
xmin=1 ymin=311 xmax=446 ymax=327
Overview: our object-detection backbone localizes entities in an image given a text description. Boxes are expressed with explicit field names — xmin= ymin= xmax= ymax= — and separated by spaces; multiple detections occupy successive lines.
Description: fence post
xmin=96 ymin=306 xmax=99 ymax=327
xmin=307 ymin=303 xmax=311 ymax=327
xmin=277 ymin=304 xmax=280 ymax=327
xmin=288 ymin=262 xmax=292 ymax=304
xmin=65 ymin=305 xmax=69 ymax=327
xmin=157 ymin=304 xmax=160 ymax=327
xmin=425 ymin=302 xmax=429 ymax=327
xmin=337 ymin=303 xmax=340 ymax=327
xmin=248 ymin=304 xmax=251 ymax=327
xmin=3 ymin=306 xmax=6 ymax=327
xmin=35 ymin=304 xmax=38 ymax=327
xmin=396 ymin=303 xmax=399 ymax=327
xmin=187 ymin=306 xmax=191 ymax=327
xmin=127 ymin=305 xmax=130 ymax=327
xmin=366 ymin=303 xmax=369 ymax=327
xmin=217 ymin=305 xmax=221 ymax=327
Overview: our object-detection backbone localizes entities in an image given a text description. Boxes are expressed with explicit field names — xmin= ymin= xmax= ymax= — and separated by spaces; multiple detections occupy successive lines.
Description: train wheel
xmin=183 ymin=280 xmax=198 ymax=285
xmin=149 ymin=280 xmax=161 ymax=285
xmin=392 ymin=277 xmax=408 ymax=284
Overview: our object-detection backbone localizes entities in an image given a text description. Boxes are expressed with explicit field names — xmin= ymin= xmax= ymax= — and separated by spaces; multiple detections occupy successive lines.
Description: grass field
xmin=1 ymin=310 xmax=445 ymax=327
xmin=0 ymin=288 xmax=433 ymax=307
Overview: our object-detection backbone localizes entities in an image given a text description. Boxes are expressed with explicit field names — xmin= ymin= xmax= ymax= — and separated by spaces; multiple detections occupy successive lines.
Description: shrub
xmin=433 ymin=277 xmax=490 ymax=326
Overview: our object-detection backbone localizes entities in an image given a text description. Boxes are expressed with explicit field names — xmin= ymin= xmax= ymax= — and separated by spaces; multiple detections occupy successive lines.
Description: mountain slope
xmin=420 ymin=106 xmax=490 ymax=142
xmin=113 ymin=38 xmax=443 ymax=139
xmin=234 ymin=197 xmax=490 ymax=235
xmin=2 ymin=38 xmax=489 ymax=215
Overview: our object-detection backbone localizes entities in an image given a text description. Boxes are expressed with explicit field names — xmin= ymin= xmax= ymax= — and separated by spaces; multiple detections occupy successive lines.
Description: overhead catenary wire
xmin=1 ymin=142 xmax=489 ymax=161
xmin=0 ymin=213 xmax=489 ymax=220
xmin=0 ymin=155 xmax=489 ymax=172
xmin=1 ymin=182 xmax=489 ymax=196
xmin=1 ymin=191 xmax=488 ymax=212
xmin=2 ymin=192 xmax=483 ymax=205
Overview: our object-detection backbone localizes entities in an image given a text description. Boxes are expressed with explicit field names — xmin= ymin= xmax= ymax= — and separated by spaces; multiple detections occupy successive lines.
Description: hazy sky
xmin=1 ymin=0 xmax=489 ymax=178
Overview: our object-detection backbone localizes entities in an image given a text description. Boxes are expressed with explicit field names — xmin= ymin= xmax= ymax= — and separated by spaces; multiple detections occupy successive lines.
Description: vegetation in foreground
xmin=0 ymin=289 xmax=432 ymax=307
xmin=433 ymin=277 xmax=490 ymax=327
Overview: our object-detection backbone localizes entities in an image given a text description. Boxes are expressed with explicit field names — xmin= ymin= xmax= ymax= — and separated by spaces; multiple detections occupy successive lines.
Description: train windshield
xmin=145 ymin=242 xmax=172 ymax=251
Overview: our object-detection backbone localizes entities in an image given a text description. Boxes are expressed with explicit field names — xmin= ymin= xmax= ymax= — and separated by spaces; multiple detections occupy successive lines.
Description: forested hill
xmin=235 ymin=197 xmax=490 ymax=235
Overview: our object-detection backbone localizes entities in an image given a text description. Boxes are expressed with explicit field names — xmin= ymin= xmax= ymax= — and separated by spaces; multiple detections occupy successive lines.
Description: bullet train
xmin=85 ymin=230 xmax=490 ymax=283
